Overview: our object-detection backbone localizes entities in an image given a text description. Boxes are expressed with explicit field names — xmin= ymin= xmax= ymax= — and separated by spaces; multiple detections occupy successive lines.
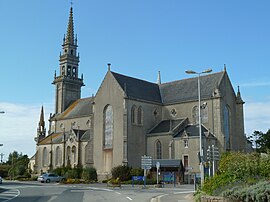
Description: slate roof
xmin=52 ymin=97 xmax=93 ymax=120
xmin=111 ymin=70 xmax=225 ymax=105
xmin=174 ymin=124 xmax=216 ymax=138
xmin=152 ymin=159 xmax=183 ymax=168
xmin=159 ymin=71 xmax=224 ymax=104
xmin=111 ymin=71 xmax=162 ymax=103
xmin=149 ymin=119 xmax=186 ymax=134
xmin=38 ymin=129 xmax=91 ymax=145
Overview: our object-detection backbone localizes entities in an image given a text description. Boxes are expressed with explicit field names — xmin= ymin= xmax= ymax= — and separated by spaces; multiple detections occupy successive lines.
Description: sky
xmin=0 ymin=0 xmax=270 ymax=161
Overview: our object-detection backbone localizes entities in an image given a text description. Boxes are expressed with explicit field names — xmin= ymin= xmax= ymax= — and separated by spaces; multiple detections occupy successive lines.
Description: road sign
xmin=141 ymin=155 xmax=152 ymax=170
xmin=156 ymin=161 xmax=160 ymax=169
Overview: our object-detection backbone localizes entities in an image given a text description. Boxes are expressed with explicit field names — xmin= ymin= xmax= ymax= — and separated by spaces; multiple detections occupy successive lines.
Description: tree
xmin=256 ymin=129 xmax=270 ymax=153
xmin=6 ymin=151 xmax=29 ymax=177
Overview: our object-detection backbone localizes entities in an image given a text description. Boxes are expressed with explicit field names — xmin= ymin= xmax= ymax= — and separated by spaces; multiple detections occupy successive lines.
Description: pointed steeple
xmin=236 ymin=86 xmax=245 ymax=104
xmin=36 ymin=106 xmax=46 ymax=142
xmin=39 ymin=106 xmax=45 ymax=130
xmin=65 ymin=6 xmax=75 ymax=45
xmin=157 ymin=71 xmax=161 ymax=85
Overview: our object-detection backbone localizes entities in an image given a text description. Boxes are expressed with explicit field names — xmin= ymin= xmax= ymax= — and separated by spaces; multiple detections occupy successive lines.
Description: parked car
xmin=0 ymin=176 xmax=2 ymax=184
xmin=37 ymin=173 xmax=65 ymax=183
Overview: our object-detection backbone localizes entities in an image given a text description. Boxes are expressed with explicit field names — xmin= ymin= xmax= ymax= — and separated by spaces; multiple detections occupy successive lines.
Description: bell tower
xmin=52 ymin=6 xmax=84 ymax=114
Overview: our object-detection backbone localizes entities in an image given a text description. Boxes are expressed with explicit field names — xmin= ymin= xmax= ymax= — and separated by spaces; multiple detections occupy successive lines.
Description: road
xmin=0 ymin=180 xmax=194 ymax=202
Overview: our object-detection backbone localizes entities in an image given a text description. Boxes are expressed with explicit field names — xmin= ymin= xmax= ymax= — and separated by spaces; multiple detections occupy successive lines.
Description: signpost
xmin=156 ymin=161 xmax=160 ymax=184
xmin=141 ymin=155 xmax=152 ymax=187
xmin=206 ymin=145 xmax=220 ymax=176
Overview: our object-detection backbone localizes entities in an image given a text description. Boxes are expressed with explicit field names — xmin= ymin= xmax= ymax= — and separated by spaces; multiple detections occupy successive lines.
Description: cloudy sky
xmin=0 ymin=0 xmax=270 ymax=161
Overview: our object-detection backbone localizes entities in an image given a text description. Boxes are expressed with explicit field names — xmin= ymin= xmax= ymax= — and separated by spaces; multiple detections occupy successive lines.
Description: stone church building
xmin=33 ymin=6 xmax=248 ymax=180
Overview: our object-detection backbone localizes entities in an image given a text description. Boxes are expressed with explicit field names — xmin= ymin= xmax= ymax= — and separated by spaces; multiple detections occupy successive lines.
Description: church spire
xmin=65 ymin=6 xmax=75 ymax=45
xmin=236 ymin=85 xmax=245 ymax=104
xmin=36 ymin=106 xmax=46 ymax=142
xmin=39 ymin=106 xmax=45 ymax=130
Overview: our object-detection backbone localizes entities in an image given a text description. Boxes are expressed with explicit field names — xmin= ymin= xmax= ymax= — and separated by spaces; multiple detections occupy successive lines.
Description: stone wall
xmin=201 ymin=195 xmax=231 ymax=202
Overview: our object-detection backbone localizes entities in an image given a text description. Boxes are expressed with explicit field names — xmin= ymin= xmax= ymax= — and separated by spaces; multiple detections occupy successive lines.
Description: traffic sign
xmin=141 ymin=155 xmax=152 ymax=170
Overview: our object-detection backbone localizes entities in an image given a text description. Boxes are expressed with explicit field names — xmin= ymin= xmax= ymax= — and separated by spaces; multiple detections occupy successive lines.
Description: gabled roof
xmin=174 ymin=124 xmax=216 ymax=139
xmin=148 ymin=118 xmax=187 ymax=134
xmin=110 ymin=70 xmax=225 ymax=105
xmin=160 ymin=71 xmax=224 ymax=104
xmin=111 ymin=71 xmax=162 ymax=103
xmin=38 ymin=129 xmax=91 ymax=145
xmin=52 ymin=97 xmax=93 ymax=120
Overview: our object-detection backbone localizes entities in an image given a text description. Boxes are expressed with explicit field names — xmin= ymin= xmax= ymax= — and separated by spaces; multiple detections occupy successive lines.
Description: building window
xmin=137 ymin=106 xmax=143 ymax=125
xmin=67 ymin=146 xmax=71 ymax=166
xmin=72 ymin=146 xmax=76 ymax=165
xmin=131 ymin=105 xmax=137 ymax=124
xmin=42 ymin=147 xmax=48 ymax=167
xmin=62 ymin=66 xmax=65 ymax=76
xmin=72 ymin=67 xmax=76 ymax=78
xmin=67 ymin=66 xmax=71 ymax=77
xmin=156 ymin=140 xmax=162 ymax=159
xmin=171 ymin=108 xmax=177 ymax=116
xmin=184 ymin=139 xmax=189 ymax=148
xmin=104 ymin=105 xmax=113 ymax=149
xmin=183 ymin=155 xmax=189 ymax=168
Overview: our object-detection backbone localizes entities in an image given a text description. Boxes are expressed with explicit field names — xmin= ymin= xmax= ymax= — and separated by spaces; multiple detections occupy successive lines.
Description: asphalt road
xmin=0 ymin=180 xmax=194 ymax=202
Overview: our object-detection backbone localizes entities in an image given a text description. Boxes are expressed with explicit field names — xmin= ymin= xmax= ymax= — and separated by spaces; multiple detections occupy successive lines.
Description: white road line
xmin=114 ymin=191 xmax=121 ymax=195
xmin=173 ymin=190 xmax=195 ymax=194
xmin=126 ymin=196 xmax=133 ymax=200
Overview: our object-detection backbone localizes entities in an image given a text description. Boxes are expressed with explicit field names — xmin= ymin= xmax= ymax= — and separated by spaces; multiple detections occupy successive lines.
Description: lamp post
xmin=185 ymin=68 xmax=212 ymax=186
xmin=0 ymin=111 xmax=4 ymax=114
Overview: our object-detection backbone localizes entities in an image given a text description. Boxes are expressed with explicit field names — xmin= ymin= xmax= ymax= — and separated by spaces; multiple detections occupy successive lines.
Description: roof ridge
xmin=160 ymin=71 xmax=224 ymax=86
xmin=111 ymin=71 xmax=158 ymax=86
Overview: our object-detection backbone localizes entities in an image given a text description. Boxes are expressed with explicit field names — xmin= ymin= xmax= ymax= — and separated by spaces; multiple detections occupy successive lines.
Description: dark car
xmin=37 ymin=173 xmax=65 ymax=183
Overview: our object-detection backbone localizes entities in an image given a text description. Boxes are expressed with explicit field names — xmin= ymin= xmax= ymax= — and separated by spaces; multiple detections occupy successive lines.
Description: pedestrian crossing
xmin=0 ymin=189 xmax=20 ymax=201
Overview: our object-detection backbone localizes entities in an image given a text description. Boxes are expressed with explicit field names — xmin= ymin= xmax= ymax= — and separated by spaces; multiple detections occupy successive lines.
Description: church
xmin=33 ymin=6 xmax=249 ymax=181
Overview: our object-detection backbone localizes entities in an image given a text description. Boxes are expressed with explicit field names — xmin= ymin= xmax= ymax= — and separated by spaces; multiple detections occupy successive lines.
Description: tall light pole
xmin=185 ymin=68 xmax=212 ymax=186
xmin=0 ymin=111 xmax=4 ymax=114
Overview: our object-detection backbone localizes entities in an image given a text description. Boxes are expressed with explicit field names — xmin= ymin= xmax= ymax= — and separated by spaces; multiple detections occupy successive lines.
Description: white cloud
xmin=0 ymin=102 xmax=53 ymax=161
xmin=244 ymin=101 xmax=270 ymax=136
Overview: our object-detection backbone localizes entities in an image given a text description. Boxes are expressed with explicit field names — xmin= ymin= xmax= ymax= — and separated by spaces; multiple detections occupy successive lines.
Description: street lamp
xmin=185 ymin=68 xmax=212 ymax=186
xmin=0 ymin=111 xmax=5 ymax=114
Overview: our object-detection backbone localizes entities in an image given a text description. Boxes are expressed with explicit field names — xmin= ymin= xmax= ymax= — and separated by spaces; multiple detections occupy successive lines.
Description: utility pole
xmin=0 ymin=153 xmax=4 ymax=163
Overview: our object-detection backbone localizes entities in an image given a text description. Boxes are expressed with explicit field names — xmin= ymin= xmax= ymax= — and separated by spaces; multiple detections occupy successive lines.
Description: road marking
xmin=114 ymin=191 xmax=121 ymax=195
xmin=0 ymin=189 xmax=20 ymax=202
xmin=47 ymin=195 xmax=58 ymax=202
xmin=70 ymin=189 xmax=93 ymax=192
xmin=173 ymin=190 xmax=195 ymax=194
xmin=126 ymin=196 xmax=133 ymax=200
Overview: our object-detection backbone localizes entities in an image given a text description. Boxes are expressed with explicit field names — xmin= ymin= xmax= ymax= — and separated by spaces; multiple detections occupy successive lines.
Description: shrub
xmin=82 ymin=167 xmax=97 ymax=182
xmin=111 ymin=165 xmax=131 ymax=181
xmin=130 ymin=168 xmax=144 ymax=177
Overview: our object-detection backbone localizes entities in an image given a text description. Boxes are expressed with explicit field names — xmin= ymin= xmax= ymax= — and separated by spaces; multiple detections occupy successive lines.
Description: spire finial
xmin=224 ymin=64 xmax=227 ymax=72
xmin=157 ymin=70 xmax=161 ymax=85
xmin=65 ymin=6 xmax=75 ymax=44
xmin=107 ymin=63 xmax=111 ymax=71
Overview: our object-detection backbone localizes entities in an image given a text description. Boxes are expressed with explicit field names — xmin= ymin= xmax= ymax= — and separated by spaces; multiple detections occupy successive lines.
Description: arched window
xmin=104 ymin=105 xmax=113 ymax=149
xmin=72 ymin=146 xmax=76 ymax=165
xmin=137 ymin=106 xmax=143 ymax=125
xmin=67 ymin=146 xmax=71 ymax=166
xmin=223 ymin=105 xmax=231 ymax=150
xmin=42 ymin=147 xmax=48 ymax=167
xmin=131 ymin=105 xmax=137 ymax=124
xmin=156 ymin=140 xmax=162 ymax=159
xmin=55 ymin=146 xmax=61 ymax=166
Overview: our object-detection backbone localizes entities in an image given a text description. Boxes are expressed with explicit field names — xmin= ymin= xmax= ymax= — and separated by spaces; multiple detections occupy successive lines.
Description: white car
xmin=37 ymin=173 xmax=65 ymax=183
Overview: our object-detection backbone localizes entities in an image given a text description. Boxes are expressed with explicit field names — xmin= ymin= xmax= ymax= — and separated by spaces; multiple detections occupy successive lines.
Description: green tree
xmin=255 ymin=129 xmax=270 ymax=153
xmin=6 ymin=151 xmax=29 ymax=178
